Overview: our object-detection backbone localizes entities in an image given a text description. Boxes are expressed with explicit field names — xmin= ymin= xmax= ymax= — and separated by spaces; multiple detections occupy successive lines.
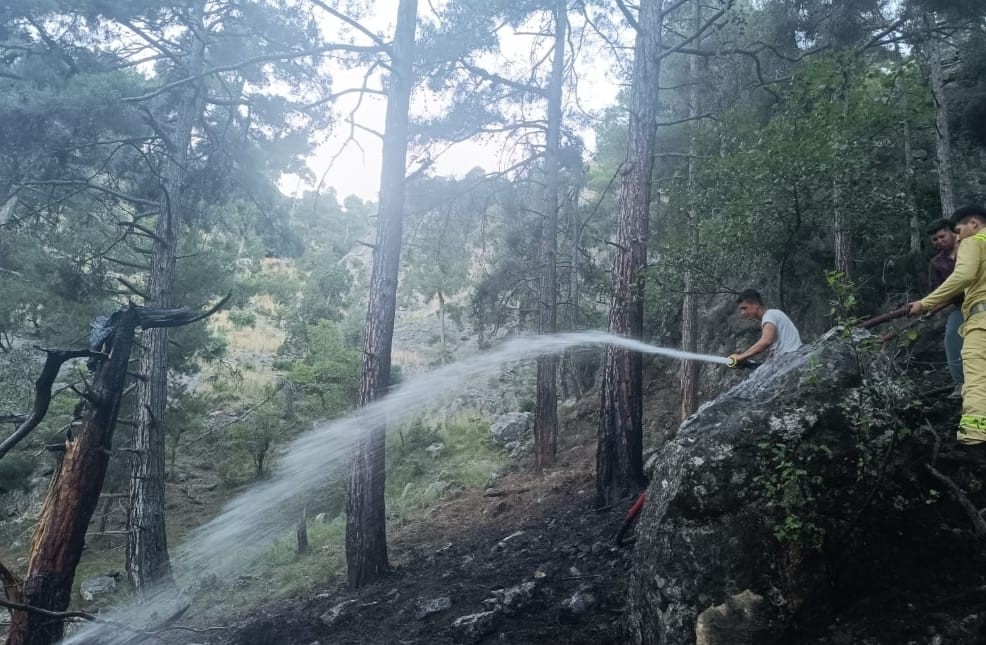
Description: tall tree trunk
xmin=903 ymin=91 xmax=921 ymax=253
xmin=438 ymin=290 xmax=446 ymax=364
xmin=833 ymin=70 xmax=853 ymax=280
xmin=596 ymin=0 xmax=664 ymax=508
xmin=534 ymin=0 xmax=566 ymax=472
xmin=927 ymin=20 xmax=955 ymax=218
xmin=7 ymin=309 xmax=139 ymax=645
xmin=126 ymin=18 xmax=206 ymax=595
xmin=679 ymin=0 xmax=702 ymax=421
xmin=562 ymin=191 xmax=585 ymax=400
xmin=346 ymin=0 xmax=417 ymax=590
xmin=895 ymin=43 xmax=921 ymax=254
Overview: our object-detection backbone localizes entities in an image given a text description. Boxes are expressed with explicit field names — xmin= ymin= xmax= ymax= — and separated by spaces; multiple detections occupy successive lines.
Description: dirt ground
xmin=220 ymin=447 xmax=637 ymax=645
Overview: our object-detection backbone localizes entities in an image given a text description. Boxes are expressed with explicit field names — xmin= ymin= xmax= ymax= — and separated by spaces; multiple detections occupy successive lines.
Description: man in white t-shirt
xmin=728 ymin=289 xmax=802 ymax=365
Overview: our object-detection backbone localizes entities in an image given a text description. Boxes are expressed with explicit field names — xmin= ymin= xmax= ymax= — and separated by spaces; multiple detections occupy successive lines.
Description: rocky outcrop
xmin=625 ymin=339 xmax=911 ymax=644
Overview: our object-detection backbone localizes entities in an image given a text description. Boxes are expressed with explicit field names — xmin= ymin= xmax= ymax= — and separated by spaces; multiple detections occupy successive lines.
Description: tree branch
xmin=0 ymin=349 xmax=99 ymax=461
xmin=926 ymin=464 xmax=986 ymax=537
xmin=615 ymin=0 xmax=640 ymax=32
xmin=136 ymin=293 xmax=231 ymax=330
xmin=658 ymin=3 xmax=733 ymax=62
xmin=20 ymin=181 xmax=158 ymax=208
xmin=460 ymin=61 xmax=546 ymax=97
xmin=121 ymin=44 xmax=381 ymax=103
xmin=117 ymin=277 xmax=151 ymax=301
xmin=309 ymin=0 xmax=392 ymax=55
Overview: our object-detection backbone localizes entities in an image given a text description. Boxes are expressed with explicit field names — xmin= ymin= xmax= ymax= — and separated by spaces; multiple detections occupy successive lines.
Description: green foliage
xmin=0 ymin=453 xmax=35 ymax=494
xmin=286 ymin=320 xmax=360 ymax=418
xmin=227 ymin=309 xmax=257 ymax=329
xmin=650 ymin=49 xmax=936 ymax=336
xmin=220 ymin=393 xmax=288 ymax=485
xmin=385 ymin=415 xmax=503 ymax=522
xmin=755 ymin=436 xmax=829 ymax=549
xmin=825 ymin=270 xmax=861 ymax=329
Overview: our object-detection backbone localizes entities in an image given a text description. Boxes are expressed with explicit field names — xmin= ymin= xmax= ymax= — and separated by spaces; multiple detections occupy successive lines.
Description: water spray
xmin=64 ymin=331 xmax=735 ymax=643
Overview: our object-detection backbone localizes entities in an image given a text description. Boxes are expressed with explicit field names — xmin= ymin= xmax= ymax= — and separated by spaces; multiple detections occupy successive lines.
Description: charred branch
xmin=135 ymin=293 xmax=230 ymax=329
xmin=0 ymin=349 xmax=101 ymax=461
xmin=926 ymin=464 xmax=986 ymax=538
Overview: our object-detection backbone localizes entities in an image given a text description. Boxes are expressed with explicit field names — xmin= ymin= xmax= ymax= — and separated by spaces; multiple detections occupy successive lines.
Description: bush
xmin=0 ymin=453 xmax=35 ymax=493
xmin=227 ymin=309 xmax=257 ymax=328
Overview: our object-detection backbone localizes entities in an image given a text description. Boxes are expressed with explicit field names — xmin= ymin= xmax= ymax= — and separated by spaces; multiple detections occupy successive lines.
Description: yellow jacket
xmin=921 ymin=231 xmax=986 ymax=318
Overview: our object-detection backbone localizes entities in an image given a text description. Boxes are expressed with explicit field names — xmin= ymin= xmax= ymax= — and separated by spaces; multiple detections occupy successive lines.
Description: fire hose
xmin=856 ymin=301 xmax=952 ymax=342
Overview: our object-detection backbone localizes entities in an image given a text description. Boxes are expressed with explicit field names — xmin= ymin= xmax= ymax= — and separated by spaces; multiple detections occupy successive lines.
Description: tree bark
xmin=679 ymin=0 xmax=702 ymax=422
xmin=4 ymin=300 xmax=223 ymax=645
xmin=927 ymin=21 xmax=955 ymax=218
xmin=126 ymin=6 xmax=206 ymax=595
xmin=833 ymin=69 xmax=853 ymax=280
xmin=6 ymin=308 xmax=139 ymax=645
xmin=903 ymin=92 xmax=921 ymax=253
xmin=534 ymin=0 xmax=567 ymax=473
xmin=297 ymin=507 xmax=309 ymax=556
xmin=346 ymin=0 xmax=417 ymax=590
xmin=596 ymin=0 xmax=664 ymax=508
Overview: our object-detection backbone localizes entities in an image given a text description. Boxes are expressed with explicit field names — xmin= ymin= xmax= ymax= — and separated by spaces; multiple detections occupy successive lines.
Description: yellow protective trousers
xmin=959 ymin=311 xmax=986 ymax=445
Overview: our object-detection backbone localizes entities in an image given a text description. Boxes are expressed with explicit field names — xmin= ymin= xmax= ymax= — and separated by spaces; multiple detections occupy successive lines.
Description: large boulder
xmin=625 ymin=339 xmax=908 ymax=644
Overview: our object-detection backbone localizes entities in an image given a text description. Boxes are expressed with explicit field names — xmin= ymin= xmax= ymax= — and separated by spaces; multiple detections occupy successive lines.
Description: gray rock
xmin=313 ymin=512 xmax=328 ymax=523
xmin=624 ymin=341 xmax=905 ymax=645
xmin=560 ymin=590 xmax=596 ymax=620
xmin=320 ymin=599 xmax=358 ymax=627
xmin=416 ymin=596 xmax=452 ymax=620
xmin=489 ymin=412 xmax=532 ymax=448
xmin=695 ymin=590 xmax=773 ymax=645
xmin=425 ymin=442 xmax=445 ymax=459
xmin=501 ymin=581 xmax=536 ymax=611
xmin=451 ymin=611 xmax=498 ymax=642
xmin=79 ymin=574 xmax=118 ymax=601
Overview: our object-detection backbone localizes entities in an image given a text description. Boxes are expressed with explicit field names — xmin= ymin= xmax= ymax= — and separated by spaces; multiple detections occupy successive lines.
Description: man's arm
xmin=909 ymin=239 xmax=981 ymax=314
xmin=730 ymin=322 xmax=777 ymax=362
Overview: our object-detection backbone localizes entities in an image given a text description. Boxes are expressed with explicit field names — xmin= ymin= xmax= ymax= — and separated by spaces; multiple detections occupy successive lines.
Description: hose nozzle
xmin=727 ymin=356 xmax=762 ymax=370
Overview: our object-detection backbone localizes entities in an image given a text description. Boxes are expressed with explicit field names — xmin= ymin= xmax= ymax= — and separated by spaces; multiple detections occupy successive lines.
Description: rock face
xmin=489 ymin=412 xmax=532 ymax=449
xmin=625 ymin=340 xmax=903 ymax=644
xmin=79 ymin=574 xmax=119 ymax=601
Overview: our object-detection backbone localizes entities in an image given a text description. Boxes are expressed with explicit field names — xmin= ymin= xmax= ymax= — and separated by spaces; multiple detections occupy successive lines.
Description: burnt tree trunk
xmin=297 ymin=507 xmax=309 ymax=556
xmin=6 ymin=308 xmax=138 ymax=645
xmin=346 ymin=0 xmax=417 ymax=590
xmin=596 ymin=0 xmax=664 ymax=508
xmin=534 ymin=0 xmax=567 ymax=473
xmin=4 ymin=302 xmax=223 ymax=645
xmin=127 ymin=8 xmax=206 ymax=595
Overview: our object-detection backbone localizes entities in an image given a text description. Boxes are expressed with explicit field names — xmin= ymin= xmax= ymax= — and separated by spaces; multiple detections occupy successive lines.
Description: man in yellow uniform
xmin=910 ymin=205 xmax=986 ymax=445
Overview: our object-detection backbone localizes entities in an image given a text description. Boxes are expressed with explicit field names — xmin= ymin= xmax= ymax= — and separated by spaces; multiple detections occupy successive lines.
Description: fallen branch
xmin=0 ymin=597 xmax=229 ymax=641
xmin=926 ymin=464 xmax=986 ymax=537
xmin=483 ymin=487 xmax=532 ymax=498
xmin=0 ymin=598 xmax=100 ymax=624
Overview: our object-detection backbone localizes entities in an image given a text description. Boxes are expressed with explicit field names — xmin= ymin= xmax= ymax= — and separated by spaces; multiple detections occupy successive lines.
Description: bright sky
xmin=283 ymin=2 xmax=629 ymax=202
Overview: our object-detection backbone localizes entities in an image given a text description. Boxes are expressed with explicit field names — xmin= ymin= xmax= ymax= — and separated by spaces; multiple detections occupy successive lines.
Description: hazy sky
xmin=285 ymin=2 xmax=628 ymax=202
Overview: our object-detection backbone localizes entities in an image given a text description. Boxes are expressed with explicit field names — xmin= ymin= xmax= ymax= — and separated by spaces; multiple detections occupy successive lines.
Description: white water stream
xmin=65 ymin=331 xmax=727 ymax=643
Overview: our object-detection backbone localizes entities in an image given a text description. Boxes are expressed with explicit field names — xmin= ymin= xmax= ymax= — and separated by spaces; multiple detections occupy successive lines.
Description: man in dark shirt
xmin=927 ymin=218 xmax=964 ymax=397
